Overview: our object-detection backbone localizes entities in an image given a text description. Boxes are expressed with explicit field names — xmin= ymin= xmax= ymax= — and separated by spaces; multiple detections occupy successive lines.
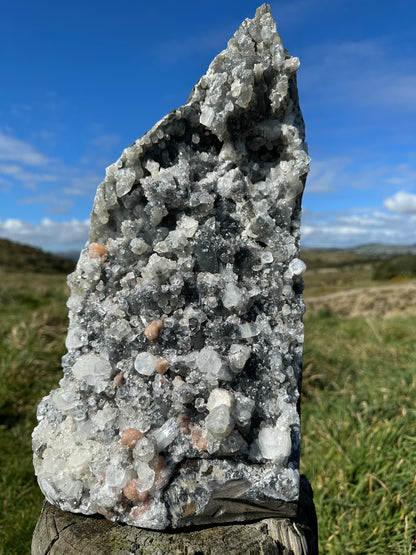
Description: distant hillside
xmin=300 ymin=249 xmax=376 ymax=270
xmin=55 ymin=250 xmax=81 ymax=261
xmin=301 ymin=246 xmax=416 ymax=296
xmin=347 ymin=243 xmax=416 ymax=257
xmin=301 ymin=244 xmax=416 ymax=270
xmin=0 ymin=238 xmax=76 ymax=274
xmin=302 ymin=243 xmax=416 ymax=259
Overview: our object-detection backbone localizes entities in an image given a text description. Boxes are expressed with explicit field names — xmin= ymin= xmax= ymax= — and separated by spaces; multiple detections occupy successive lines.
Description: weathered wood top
xmin=32 ymin=475 xmax=318 ymax=554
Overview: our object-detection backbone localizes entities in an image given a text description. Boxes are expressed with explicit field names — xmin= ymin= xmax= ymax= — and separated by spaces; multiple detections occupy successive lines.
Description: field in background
xmin=0 ymin=244 xmax=415 ymax=553
xmin=302 ymin=249 xmax=416 ymax=553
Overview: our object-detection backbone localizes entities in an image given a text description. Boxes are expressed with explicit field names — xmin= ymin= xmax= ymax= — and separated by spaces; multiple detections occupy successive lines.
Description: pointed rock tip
xmin=255 ymin=3 xmax=272 ymax=18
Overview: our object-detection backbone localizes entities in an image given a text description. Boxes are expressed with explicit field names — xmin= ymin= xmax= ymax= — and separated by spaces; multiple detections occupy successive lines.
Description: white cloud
xmin=0 ymin=162 xmax=58 ymax=190
xmin=0 ymin=128 xmax=105 ymax=215
xmin=0 ymin=218 xmax=90 ymax=251
xmin=301 ymin=209 xmax=416 ymax=247
xmin=0 ymin=131 xmax=51 ymax=166
xmin=384 ymin=191 xmax=416 ymax=214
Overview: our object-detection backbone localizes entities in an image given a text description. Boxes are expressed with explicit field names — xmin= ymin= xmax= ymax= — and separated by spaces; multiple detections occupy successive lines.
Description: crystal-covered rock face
xmin=33 ymin=4 xmax=309 ymax=529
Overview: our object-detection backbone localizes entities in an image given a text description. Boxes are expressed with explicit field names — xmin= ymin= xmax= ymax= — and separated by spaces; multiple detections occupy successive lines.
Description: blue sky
xmin=1 ymin=0 xmax=415 ymax=252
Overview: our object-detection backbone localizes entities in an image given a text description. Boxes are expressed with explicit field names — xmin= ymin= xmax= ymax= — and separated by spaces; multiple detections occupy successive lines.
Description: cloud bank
xmin=384 ymin=191 xmax=416 ymax=215
xmin=0 ymin=218 xmax=89 ymax=252
xmin=302 ymin=209 xmax=416 ymax=247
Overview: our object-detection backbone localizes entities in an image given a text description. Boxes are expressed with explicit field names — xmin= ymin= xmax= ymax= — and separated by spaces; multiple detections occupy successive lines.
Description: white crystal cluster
xmin=33 ymin=4 xmax=309 ymax=529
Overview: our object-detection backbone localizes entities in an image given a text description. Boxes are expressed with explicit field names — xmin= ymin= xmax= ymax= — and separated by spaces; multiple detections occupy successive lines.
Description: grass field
xmin=0 ymin=248 xmax=415 ymax=553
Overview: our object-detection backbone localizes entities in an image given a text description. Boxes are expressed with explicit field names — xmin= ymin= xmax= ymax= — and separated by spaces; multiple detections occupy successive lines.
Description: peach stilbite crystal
xmin=88 ymin=242 xmax=108 ymax=261
xmin=144 ymin=319 xmax=164 ymax=341
xmin=120 ymin=428 xmax=144 ymax=449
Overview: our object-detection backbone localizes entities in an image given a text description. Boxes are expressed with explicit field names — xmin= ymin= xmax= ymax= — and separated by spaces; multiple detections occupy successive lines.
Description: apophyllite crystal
xmin=33 ymin=3 xmax=309 ymax=529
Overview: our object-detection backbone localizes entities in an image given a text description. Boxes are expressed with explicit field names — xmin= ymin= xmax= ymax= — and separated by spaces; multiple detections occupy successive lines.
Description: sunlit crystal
xmin=33 ymin=4 xmax=308 ymax=529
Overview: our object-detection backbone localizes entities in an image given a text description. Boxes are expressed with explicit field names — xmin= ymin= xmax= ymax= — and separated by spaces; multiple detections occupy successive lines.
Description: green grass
xmin=303 ymin=263 xmax=376 ymax=297
xmin=0 ymin=272 xmax=68 ymax=554
xmin=0 ymin=264 xmax=415 ymax=553
xmin=301 ymin=312 xmax=416 ymax=553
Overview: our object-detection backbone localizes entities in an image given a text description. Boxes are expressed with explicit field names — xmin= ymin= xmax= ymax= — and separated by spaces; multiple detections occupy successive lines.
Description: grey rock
xmin=33 ymin=3 xmax=309 ymax=529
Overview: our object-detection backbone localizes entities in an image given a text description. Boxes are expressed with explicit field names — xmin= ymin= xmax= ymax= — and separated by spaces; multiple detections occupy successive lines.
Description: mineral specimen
xmin=33 ymin=3 xmax=309 ymax=529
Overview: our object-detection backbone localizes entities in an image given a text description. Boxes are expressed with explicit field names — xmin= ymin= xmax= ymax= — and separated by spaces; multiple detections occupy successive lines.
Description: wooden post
xmin=32 ymin=475 xmax=318 ymax=554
